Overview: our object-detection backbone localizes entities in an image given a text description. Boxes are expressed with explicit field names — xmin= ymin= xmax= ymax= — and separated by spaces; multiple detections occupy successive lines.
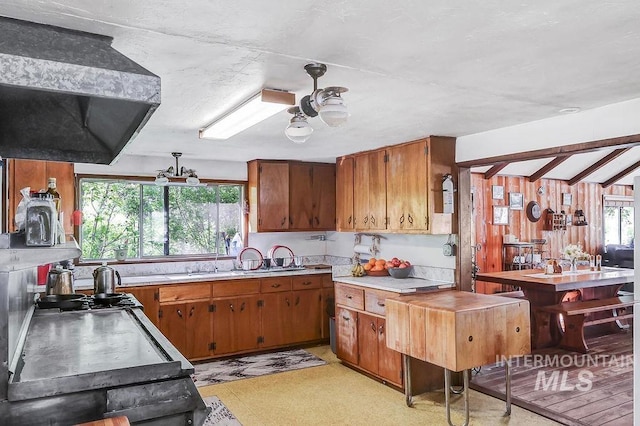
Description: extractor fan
xmin=285 ymin=63 xmax=348 ymax=143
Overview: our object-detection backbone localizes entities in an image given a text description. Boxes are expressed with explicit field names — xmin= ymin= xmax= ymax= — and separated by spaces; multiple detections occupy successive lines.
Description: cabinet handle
xmin=363 ymin=216 xmax=368 ymax=224
xmin=399 ymin=214 xmax=405 ymax=224
xmin=370 ymin=322 xmax=376 ymax=332
xmin=379 ymin=324 xmax=384 ymax=335
xmin=408 ymin=214 xmax=413 ymax=224
xmin=271 ymin=283 xmax=281 ymax=288
xmin=348 ymin=215 xmax=352 ymax=225
xmin=177 ymin=309 xmax=183 ymax=318
xmin=342 ymin=315 xmax=350 ymax=321
xmin=302 ymin=281 xmax=312 ymax=286
xmin=315 ymin=216 xmax=319 ymax=225
xmin=377 ymin=301 xmax=385 ymax=307
xmin=370 ymin=215 xmax=375 ymax=225
xmin=281 ymin=217 xmax=286 ymax=226
xmin=189 ymin=306 xmax=194 ymax=317
xmin=286 ymin=298 xmax=290 ymax=307
xmin=346 ymin=295 xmax=353 ymax=299
xmin=295 ymin=296 xmax=300 ymax=306
xmin=229 ymin=303 xmax=234 ymax=312
xmin=240 ymin=302 xmax=245 ymax=312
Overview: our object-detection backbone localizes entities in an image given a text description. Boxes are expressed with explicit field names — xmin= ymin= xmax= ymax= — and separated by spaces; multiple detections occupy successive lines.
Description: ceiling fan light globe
xmin=318 ymin=95 xmax=348 ymax=127
xmin=285 ymin=119 xmax=313 ymax=144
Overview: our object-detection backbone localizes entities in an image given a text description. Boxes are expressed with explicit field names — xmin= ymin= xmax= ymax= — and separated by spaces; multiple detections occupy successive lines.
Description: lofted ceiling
xmin=1 ymin=1 xmax=640 ymax=185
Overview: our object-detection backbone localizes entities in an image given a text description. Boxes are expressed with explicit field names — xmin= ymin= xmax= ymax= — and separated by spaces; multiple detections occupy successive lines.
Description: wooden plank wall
xmin=471 ymin=173 xmax=633 ymax=293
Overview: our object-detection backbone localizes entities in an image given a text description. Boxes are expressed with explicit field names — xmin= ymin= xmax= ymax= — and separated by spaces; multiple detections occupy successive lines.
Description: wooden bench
xmin=535 ymin=295 xmax=635 ymax=353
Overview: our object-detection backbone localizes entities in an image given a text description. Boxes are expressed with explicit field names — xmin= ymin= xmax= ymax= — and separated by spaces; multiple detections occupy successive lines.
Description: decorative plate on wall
xmin=526 ymin=201 xmax=542 ymax=222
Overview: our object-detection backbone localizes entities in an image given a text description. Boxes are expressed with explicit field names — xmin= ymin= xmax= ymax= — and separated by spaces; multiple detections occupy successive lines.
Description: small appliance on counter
xmin=93 ymin=262 xmax=121 ymax=294
xmin=25 ymin=193 xmax=57 ymax=247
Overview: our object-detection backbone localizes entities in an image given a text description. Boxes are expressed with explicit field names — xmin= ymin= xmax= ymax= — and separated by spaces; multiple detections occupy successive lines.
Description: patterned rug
xmin=192 ymin=348 xmax=327 ymax=386
xmin=202 ymin=396 xmax=242 ymax=426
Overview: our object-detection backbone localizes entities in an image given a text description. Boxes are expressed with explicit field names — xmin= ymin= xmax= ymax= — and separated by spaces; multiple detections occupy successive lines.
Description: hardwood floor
xmin=470 ymin=328 xmax=633 ymax=425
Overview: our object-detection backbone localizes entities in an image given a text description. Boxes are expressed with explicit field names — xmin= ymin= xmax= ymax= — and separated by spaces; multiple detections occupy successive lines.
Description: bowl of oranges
xmin=363 ymin=258 xmax=390 ymax=276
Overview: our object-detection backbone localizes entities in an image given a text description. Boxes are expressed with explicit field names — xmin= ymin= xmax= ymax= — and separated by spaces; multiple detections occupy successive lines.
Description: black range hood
xmin=0 ymin=16 xmax=161 ymax=164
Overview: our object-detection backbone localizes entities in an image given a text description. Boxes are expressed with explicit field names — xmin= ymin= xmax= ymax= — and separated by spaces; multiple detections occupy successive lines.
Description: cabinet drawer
xmin=261 ymin=277 xmax=292 ymax=293
xmin=292 ymin=275 xmax=322 ymax=290
xmin=335 ymin=283 xmax=364 ymax=310
xmin=322 ymin=274 xmax=334 ymax=288
xmin=159 ymin=283 xmax=210 ymax=302
xmin=212 ymin=279 xmax=260 ymax=297
xmin=365 ymin=289 xmax=390 ymax=316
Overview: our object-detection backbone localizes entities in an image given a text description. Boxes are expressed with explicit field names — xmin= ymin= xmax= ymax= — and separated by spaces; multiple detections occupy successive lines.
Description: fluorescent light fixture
xmin=199 ymin=89 xmax=295 ymax=140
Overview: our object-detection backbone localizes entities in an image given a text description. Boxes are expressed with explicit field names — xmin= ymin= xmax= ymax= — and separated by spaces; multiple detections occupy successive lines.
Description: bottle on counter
xmin=46 ymin=177 xmax=65 ymax=244
xmin=596 ymin=254 xmax=602 ymax=271
xmin=589 ymin=255 xmax=595 ymax=271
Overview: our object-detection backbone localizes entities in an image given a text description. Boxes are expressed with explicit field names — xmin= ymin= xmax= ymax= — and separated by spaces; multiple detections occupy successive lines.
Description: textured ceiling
xmin=1 ymin=1 xmax=640 ymax=184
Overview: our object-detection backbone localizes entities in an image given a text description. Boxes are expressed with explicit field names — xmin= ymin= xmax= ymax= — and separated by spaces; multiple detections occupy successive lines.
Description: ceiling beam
xmin=528 ymin=155 xmax=570 ymax=182
xmin=484 ymin=162 xmax=508 ymax=179
xmin=567 ymin=148 xmax=631 ymax=185
xmin=457 ymin=133 xmax=640 ymax=168
xmin=601 ymin=160 xmax=640 ymax=188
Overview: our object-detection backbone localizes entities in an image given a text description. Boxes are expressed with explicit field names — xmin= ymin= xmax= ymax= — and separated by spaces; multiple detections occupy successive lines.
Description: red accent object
xmin=37 ymin=264 xmax=52 ymax=285
xmin=72 ymin=210 xmax=83 ymax=226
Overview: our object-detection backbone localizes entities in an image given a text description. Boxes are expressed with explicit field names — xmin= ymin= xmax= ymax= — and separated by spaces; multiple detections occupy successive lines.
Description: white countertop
xmin=72 ymin=267 xmax=332 ymax=290
xmin=332 ymin=275 xmax=455 ymax=294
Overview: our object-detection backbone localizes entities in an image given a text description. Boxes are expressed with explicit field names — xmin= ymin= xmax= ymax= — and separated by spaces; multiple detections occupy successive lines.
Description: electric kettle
xmin=46 ymin=265 xmax=75 ymax=295
xmin=93 ymin=262 xmax=121 ymax=294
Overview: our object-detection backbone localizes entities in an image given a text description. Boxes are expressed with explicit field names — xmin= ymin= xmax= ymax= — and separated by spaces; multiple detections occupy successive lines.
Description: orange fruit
xmin=375 ymin=258 xmax=386 ymax=266
xmin=371 ymin=265 xmax=383 ymax=271
xmin=368 ymin=258 xmax=377 ymax=265
xmin=363 ymin=263 xmax=372 ymax=271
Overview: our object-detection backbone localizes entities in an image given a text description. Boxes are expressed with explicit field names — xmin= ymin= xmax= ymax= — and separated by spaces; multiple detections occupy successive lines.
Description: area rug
xmin=202 ymin=395 xmax=242 ymax=426
xmin=192 ymin=348 xmax=327 ymax=386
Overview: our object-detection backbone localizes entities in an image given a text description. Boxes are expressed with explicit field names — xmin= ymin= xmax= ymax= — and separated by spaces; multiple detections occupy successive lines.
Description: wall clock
xmin=526 ymin=201 xmax=542 ymax=222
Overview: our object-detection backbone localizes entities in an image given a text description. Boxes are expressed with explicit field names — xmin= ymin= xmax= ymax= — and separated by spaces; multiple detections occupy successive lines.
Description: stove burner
xmin=37 ymin=293 xmax=141 ymax=311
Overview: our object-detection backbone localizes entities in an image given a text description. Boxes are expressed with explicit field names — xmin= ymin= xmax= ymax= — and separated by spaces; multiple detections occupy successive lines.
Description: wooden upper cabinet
xmin=387 ymin=140 xmax=429 ymax=231
xmin=7 ymin=159 xmax=75 ymax=233
xmin=311 ymin=163 xmax=336 ymax=230
xmin=248 ymin=160 xmax=290 ymax=231
xmin=248 ymin=160 xmax=336 ymax=232
xmin=353 ymin=150 xmax=386 ymax=231
xmin=336 ymin=156 xmax=354 ymax=231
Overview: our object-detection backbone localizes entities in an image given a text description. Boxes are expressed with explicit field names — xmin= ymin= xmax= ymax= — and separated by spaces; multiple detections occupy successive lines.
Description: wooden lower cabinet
xmin=150 ymin=274 xmax=329 ymax=361
xmin=212 ymin=295 xmax=260 ymax=355
xmin=122 ymin=286 xmax=160 ymax=329
xmin=334 ymin=282 xmax=444 ymax=393
xmin=159 ymin=300 xmax=211 ymax=360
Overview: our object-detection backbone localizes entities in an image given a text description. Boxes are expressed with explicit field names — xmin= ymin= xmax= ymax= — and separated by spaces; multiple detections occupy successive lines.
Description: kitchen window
xmin=603 ymin=195 xmax=634 ymax=246
xmin=78 ymin=178 xmax=245 ymax=261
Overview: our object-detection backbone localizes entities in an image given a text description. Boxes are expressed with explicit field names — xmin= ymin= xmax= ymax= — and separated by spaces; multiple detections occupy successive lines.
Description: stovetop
xmin=37 ymin=293 xmax=143 ymax=311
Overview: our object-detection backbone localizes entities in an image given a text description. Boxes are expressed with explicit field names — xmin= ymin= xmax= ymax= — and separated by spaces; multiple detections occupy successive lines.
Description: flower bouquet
xmin=562 ymin=244 xmax=589 ymax=272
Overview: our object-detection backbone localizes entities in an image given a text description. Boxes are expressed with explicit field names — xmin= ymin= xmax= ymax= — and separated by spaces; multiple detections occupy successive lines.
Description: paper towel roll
xmin=354 ymin=244 xmax=372 ymax=255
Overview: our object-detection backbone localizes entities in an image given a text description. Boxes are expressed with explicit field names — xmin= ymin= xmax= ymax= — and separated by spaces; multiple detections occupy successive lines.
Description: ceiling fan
xmin=285 ymin=63 xmax=349 ymax=143
xmin=155 ymin=152 xmax=200 ymax=186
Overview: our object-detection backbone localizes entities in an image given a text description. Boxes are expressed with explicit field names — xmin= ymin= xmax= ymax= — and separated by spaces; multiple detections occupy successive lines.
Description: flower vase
xmin=570 ymin=258 xmax=577 ymax=273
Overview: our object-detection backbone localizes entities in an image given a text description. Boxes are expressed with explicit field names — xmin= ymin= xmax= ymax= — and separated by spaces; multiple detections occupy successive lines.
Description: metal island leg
xmin=403 ymin=354 xmax=413 ymax=407
xmin=445 ymin=368 xmax=469 ymax=426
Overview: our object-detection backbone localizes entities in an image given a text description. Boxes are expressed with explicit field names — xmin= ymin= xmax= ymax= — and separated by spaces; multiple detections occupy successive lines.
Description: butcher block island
xmin=385 ymin=291 xmax=531 ymax=425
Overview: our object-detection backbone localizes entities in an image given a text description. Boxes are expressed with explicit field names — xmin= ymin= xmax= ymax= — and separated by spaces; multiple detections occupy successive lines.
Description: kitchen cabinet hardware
xmin=370 ymin=322 xmax=376 ymax=331
xmin=177 ymin=309 xmax=183 ymax=318
xmin=377 ymin=301 xmax=385 ymax=307
xmin=342 ymin=315 xmax=350 ymax=321
xmin=400 ymin=214 xmax=404 ymax=224
xmin=189 ymin=306 xmax=194 ymax=317
xmin=302 ymin=281 xmax=312 ymax=286
xmin=272 ymin=283 xmax=281 ymax=288
xmin=370 ymin=215 xmax=376 ymax=225
xmin=229 ymin=303 xmax=234 ymax=312
xmin=408 ymin=214 xmax=413 ymax=224
xmin=240 ymin=302 xmax=245 ymax=312
xmin=379 ymin=324 xmax=384 ymax=335
xmin=363 ymin=216 xmax=368 ymax=224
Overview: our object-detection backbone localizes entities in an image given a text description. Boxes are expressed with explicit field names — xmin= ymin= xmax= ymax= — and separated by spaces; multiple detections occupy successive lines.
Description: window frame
xmin=75 ymin=174 xmax=248 ymax=265
xmin=603 ymin=195 xmax=634 ymax=246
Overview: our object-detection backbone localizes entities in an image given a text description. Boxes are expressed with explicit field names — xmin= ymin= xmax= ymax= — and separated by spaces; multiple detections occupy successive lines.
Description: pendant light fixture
xmin=155 ymin=152 xmax=200 ymax=186
xmin=286 ymin=63 xmax=348 ymax=143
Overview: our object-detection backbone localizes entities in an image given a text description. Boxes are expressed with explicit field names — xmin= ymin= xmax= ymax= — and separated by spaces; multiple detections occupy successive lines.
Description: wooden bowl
xmin=367 ymin=269 xmax=389 ymax=277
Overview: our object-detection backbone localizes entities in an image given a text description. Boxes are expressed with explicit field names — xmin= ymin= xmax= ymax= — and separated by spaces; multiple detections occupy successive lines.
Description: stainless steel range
xmin=0 ymin=239 xmax=209 ymax=425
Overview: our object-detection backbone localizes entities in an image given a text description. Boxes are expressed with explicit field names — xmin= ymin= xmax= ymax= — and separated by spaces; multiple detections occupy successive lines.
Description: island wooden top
xmin=476 ymin=267 xmax=634 ymax=293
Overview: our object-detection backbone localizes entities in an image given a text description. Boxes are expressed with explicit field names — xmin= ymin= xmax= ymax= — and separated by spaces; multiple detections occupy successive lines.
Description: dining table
xmin=475 ymin=267 xmax=634 ymax=348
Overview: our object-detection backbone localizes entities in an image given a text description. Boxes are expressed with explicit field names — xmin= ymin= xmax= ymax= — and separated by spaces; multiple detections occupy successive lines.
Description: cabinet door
xmin=186 ymin=300 xmax=212 ymax=359
xmin=260 ymin=292 xmax=292 ymax=347
xmin=312 ymin=163 xmax=336 ymax=230
xmin=321 ymin=275 xmax=334 ymax=339
xmin=124 ymin=286 xmax=160 ymax=329
xmin=354 ymin=151 xmax=387 ymax=230
xmin=336 ymin=157 xmax=354 ymax=231
xmin=357 ymin=312 xmax=379 ymax=374
xmin=257 ymin=162 xmax=290 ymax=230
xmin=159 ymin=302 xmax=187 ymax=356
xmin=289 ymin=163 xmax=314 ymax=229
xmin=387 ymin=141 xmax=428 ymax=231
xmin=336 ymin=306 xmax=358 ymax=365
xmin=212 ymin=295 xmax=260 ymax=355
xmin=290 ymin=289 xmax=322 ymax=343
xmin=377 ymin=318 xmax=402 ymax=386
